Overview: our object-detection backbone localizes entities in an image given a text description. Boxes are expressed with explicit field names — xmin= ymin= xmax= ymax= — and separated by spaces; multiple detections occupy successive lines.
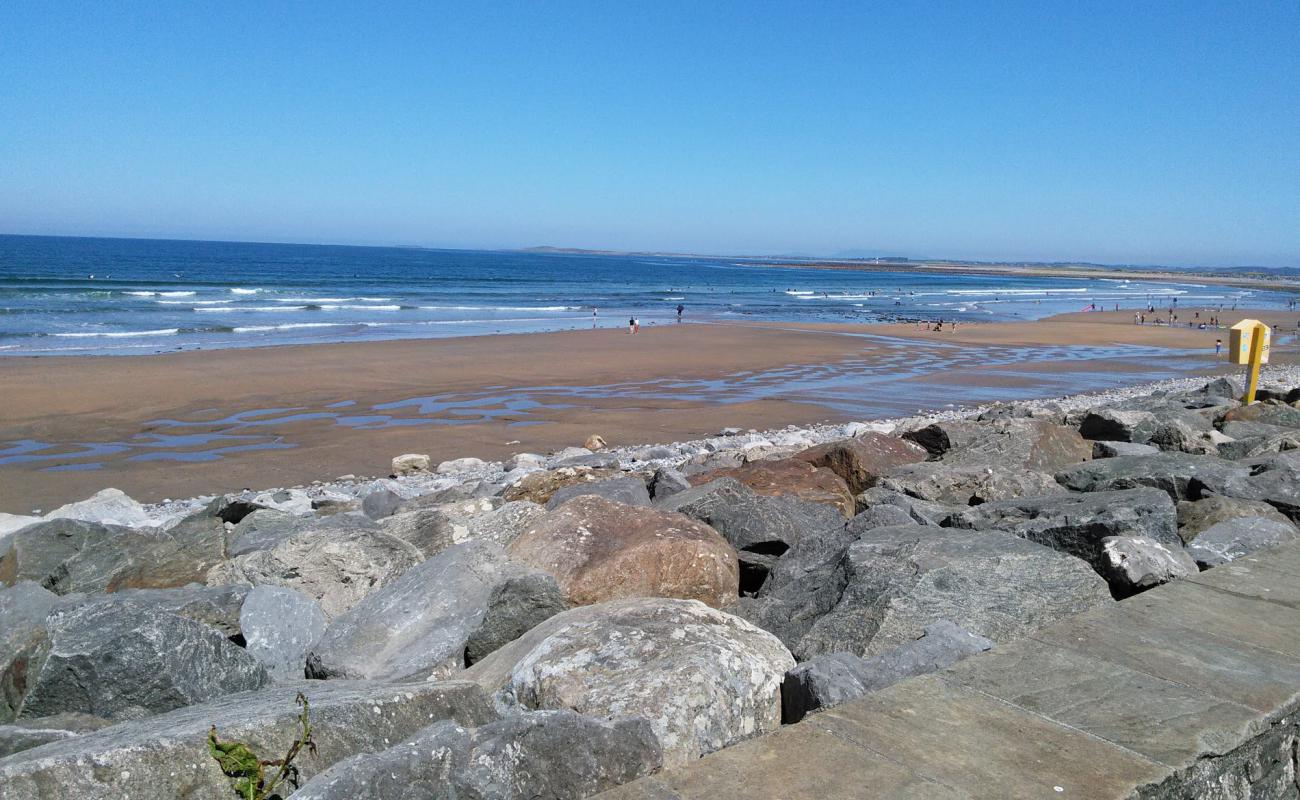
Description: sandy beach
xmin=2 ymin=310 xmax=1296 ymax=513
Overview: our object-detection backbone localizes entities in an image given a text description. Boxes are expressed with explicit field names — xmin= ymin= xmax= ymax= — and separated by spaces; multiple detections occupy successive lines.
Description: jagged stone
xmin=1186 ymin=517 xmax=1300 ymax=568
xmin=1093 ymin=441 xmax=1161 ymax=458
xmin=1054 ymin=453 xmax=1249 ymax=501
xmin=1097 ymin=536 xmax=1199 ymax=597
xmin=463 ymin=598 xmax=794 ymax=769
xmin=0 ymin=582 xmax=59 ymax=723
xmin=853 ymin=487 xmax=957 ymax=524
xmin=289 ymin=710 xmax=660 ymax=800
xmin=0 ymin=680 xmax=496 ymax=799
xmin=1079 ymin=409 xmax=1162 ymax=444
xmin=545 ymin=476 xmax=651 ymax=509
xmin=239 ymin=585 xmax=327 ymax=681
xmin=877 ymin=462 xmax=1064 ymax=506
xmin=904 ymin=419 xmax=1091 ymax=472
xmin=306 ymin=541 xmax=565 ymax=681
xmin=649 ymin=466 xmax=692 ymax=499
xmin=20 ymin=599 xmax=268 ymax=719
xmin=688 ymin=458 xmax=855 ymax=517
xmin=781 ymin=621 xmax=994 ymax=723
xmin=0 ymin=713 xmax=111 ymax=758
xmin=793 ymin=433 xmax=927 ymax=494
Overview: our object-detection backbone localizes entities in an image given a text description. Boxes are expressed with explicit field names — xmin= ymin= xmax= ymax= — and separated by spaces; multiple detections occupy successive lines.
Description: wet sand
xmin=2 ymin=311 xmax=1296 ymax=513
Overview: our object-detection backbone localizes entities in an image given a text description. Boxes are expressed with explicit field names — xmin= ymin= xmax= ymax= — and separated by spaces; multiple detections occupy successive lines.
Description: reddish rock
xmin=508 ymin=496 xmax=739 ymax=609
xmin=793 ymin=433 xmax=927 ymax=494
xmin=688 ymin=459 xmax=855 ymax=518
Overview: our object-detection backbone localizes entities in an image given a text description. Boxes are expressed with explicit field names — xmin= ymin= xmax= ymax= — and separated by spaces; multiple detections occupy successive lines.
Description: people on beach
xmin=633 ymin=317 xmax=640 ymax=334
xmin=1215 ymin=339 xmax=1222 ymax=357
xmin=628 ymin=317 xmax=635 ymax=334
xmin=676 ymin=304 xmax=684 ymax=320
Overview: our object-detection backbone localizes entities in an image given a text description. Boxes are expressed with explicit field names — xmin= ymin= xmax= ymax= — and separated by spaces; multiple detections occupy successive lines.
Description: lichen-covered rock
xmin=207 ymin=525 xmax=424 ymax=619
xmin=239 ymin=585 xmax=327 ymax=681
xmin=945 ymin=488 xmax=1179 ymax=573
xmin=687 ymin=458 xmax=856 ymax=517
xmin=307 ymin=541 xmax=566 ymax=681
xmin=20 ymin=599 xmax=269 ymax=719
xmin=0 ymin=515 xmax=225 ymax=595
xmin=463 ymin=598 xmax=795 ymax=768
xmin=509 ymin=496 xmax=739 ymax=609
xmin=794 ymin=526 xmax=1111 ymax=660
xmin=793 ymin=433 xmax=927 ymax=494
xmin=289 ymin=710 xmax=660 ymax=800
xmin=1186 ymin=517 xmax=1300 ymax=568
xmin=503 ymin=466 xmax=622 ymax=505
xmin=878 ymin=462 xmax=1065 ymax=506
xmin=0 ymin=680 xmax=496 ymax=799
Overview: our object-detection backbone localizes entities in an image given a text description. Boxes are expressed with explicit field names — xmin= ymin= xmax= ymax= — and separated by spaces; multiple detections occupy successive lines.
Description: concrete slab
xmin=943 ymin=638 xmax=1264 ymax=766
xmin=821 ymin=674 xmax=1165 ymax=799
xmin=1031 ymin=603 xmax=1300 ymax=714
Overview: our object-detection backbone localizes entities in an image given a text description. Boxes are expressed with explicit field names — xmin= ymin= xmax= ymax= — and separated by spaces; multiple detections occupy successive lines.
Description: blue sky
xmin=1 ymin=2 xmax=1296 ymax=266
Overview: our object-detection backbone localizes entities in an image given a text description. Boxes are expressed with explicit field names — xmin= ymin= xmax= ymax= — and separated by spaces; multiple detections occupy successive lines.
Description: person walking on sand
xmin=628 ymin=316 xmax=635 ymax=334
xmin=676 ymin=303 xmax=684 ymax=320
xmin=1215 ymin=339 xmax=1222 ymax=358
xmin=633 ymin=317 xmax=640 ymax=334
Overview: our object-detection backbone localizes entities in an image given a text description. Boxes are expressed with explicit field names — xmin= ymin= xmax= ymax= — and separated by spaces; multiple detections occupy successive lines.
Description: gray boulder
xmin=794 ymin=526 xmax=1110 ymax=660
xmin=227 ymin=509 xmax=376 ymax=558
xmin=1097 ymin=536 xmax=1199 ymax=597
xmin=0 ymin=712 xmax=111 ymax=758
xmin=385 ymin=498 xmax=547 ymax=552
xmin=463 ymin=598 xmax=794 ymax=769
xmin=1219 ymin=465 xmax=1300 ymax=521
xmin=1054 ymin=453 xmax=1249 ymax=501
xmin=1 ymin=582 xmax=60 ymax=722
xmin=945 ymin=488 xmax=1179 ymax=573
xmin=207 ymin=525 xmax=425 ymax=620
xmin=0 ymin=515 xmax=225 ymax=595
xmin=546 ymin=476 xmax=651 ymax=510
xmin=556 ymin=452 xmax=621 ymax=469
xmin=877 ymin=462 xmax=1065 ymax=506
xmin=0 ymin=680 xmax=496 ymax=800
xmin=1186 ymin=517 xmax=1300 ymax=568
xmin=359 ymin=481 xmax=405 ymax=519
xmin=1176 ymin=495 xmax=1292 ymax=544
xmin=42 ymin=488 xmax=153 ymax=528
xmin=853 ymin=487 xmax=956 ymax=524
xmin=649 ymin=466 xmax=692 ymax=499
xmin=94 ymin=583 xmax=252 ymax=638
xmin=1092 ymin=440 xmax=1161 ymax=458
xmin=289 ymin=710 xmax=660 ymax=800
xmin=20 ymin=599 xmax=268 ymax=719
xmin=239 ymin=586 xmax=327 ymax=681
xmin=1079 ymin=409 xmax=1161 ymax=443
xmin=904 ymin=418 xmax=1091 ymax=472
xmin=1149 ymin=419 xmax=1218 ymax=455
xmin=781 ymin=621 xmax=994 ymax=723
xmin=306 ymin=541 xmax=566 ymax=681
xmin=847 ymin=504 xmax=916 ymax=531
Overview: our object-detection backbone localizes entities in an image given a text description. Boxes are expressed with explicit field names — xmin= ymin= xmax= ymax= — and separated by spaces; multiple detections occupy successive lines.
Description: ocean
xmin=0 ymin=235 xmax=1291 ymax=356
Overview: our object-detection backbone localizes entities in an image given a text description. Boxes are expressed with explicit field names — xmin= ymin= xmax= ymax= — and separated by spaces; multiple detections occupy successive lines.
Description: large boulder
xmin=92 ymin=583 xmax=252 ymax=638
xmin=655 ymin=478 xmax=845 ymax=594
xmin=0 ymin=515 xmax=225 ymax=595
xmin=1221 ymin=403 xmax=1300 ymax=429
xmin=1053 ymin=453 xmax=1249 ymax=501
xmin=853 ymin=487 xmax=957 ymax=524
xmin=306 ymin=541 xmax=566 ymax=681
xmin=1 ymin=583 xmax=60 ymax=723
xmin=289 ymin=710 xmax=660 ymax=800
xmin=1092 ymin=441 xmax=1160 ymax=459
xmin=1096 ymin=536 xmax=1198 ymax=597
xmin=793 ymin=526 xmax=1111 ymax=660
xmin=877 ymin=462 xmax=1064 ymax=506
xmin=0 ymin=680 xmax=496 ymax=799
xmin=545 ymin=476 xmax=651 ymax=510
xmin=0 ymin=713 xmax=112 ymax=759
xmin=239 ymin=586 xmax=327 ymax=681
xmin=42 ymin=488 xmax=153 ymax=528
xmin=687 ymin=459 xmax=855 ymax=518
xmin=904 ymin=419 xmax=1091 ymax=472
xmin=1078 ymin=409 xmax=1161 ymax=444
xmin=1186 ymin=517 xmax=1300 ymax=568
xmin=508 ymin=496 xmax=739 ymax=609
xmin=793 ymin=433 xmax=927 ymax=494
xmin=945 ymin=487 xmax=1179 ymax=573
xmin=207 ymin=525 xmax=425 ymax=619
xmin=1218 ymin=464 xmax=1300 ymax=521
xmin=781 ymin=621 xmax=994 ymax=723
xmin=1176 ymin=495 xmax=1293 ymax=543
xmin=384 ymin=498 xmax=548 ymax=553
xmin=19 ymin=599 xmax=268 ymax=719
xmin=224 ymin=509 xmax=376 ymax=558
xmin=463 ymin=598 xmax=795 ymax=769
xmin=503 ymin=466 xmax=622 ymax=505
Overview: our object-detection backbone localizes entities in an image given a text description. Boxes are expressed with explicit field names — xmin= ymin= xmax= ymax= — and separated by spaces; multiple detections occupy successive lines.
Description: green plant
xmin=209 ymin=692 xmax=317 ymax=800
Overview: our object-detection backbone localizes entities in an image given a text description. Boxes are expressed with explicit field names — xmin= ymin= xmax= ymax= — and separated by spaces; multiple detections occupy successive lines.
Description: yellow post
xmin=1244 ymin=323 xmax=1265 ymax=404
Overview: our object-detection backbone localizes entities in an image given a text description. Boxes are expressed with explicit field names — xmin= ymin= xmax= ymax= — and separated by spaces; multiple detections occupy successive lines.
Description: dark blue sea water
xmin=0 ymin=235 xmax=1291 ymax=355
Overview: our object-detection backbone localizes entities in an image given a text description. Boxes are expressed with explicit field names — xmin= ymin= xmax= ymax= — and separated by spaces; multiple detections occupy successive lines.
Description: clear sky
xmin=1 ymin=2 xmax=1296 ymax=267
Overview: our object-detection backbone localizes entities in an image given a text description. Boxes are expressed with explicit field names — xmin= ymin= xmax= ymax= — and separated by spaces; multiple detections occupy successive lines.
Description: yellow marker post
xmin=1228 ymin=319 xmax=1271 ymax=403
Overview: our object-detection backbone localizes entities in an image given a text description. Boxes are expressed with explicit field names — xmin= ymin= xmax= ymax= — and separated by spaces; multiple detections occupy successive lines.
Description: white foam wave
xmin=158 ymin=299 xmax=232 ymax=305
xmin=418 ymin=305 xmax=576 ymax=312
xmin=319 ymin=304 xmax=401 ymax=311
xmin=195 ymin=306 xmax=300 ymax=313
xmin=233 ymin=323 xmax=343 ymax=333
xmin=785 ymin=290 xmax=814 ymax=296
xmin=274 ymin=297 xmax=353 ymax=303
xmin=664 ymin=296 xmax=685 ymax=301
xmin=230 ymin=288 xmax=262 ymax=295
xmin=53 ymin=328 xmax=180 ymax=338
xmin=126 ymin=290 xmax=195 ymax=297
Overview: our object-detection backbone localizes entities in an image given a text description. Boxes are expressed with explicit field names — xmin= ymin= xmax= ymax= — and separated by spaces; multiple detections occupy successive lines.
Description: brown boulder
xmin=508 ymin=496 xmax=739 ymax=608
xmin=688 ymin=459 xmax=855 ymax=517
xmin=503 ymin=467 xmax=621 ymax=505
xmin=793 ymin=433 xmax=927 ymax=494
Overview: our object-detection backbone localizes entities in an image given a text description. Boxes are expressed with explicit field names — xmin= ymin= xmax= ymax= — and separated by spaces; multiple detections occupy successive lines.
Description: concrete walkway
xmin=599 ymin=541 xmax=1300 ymax=799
